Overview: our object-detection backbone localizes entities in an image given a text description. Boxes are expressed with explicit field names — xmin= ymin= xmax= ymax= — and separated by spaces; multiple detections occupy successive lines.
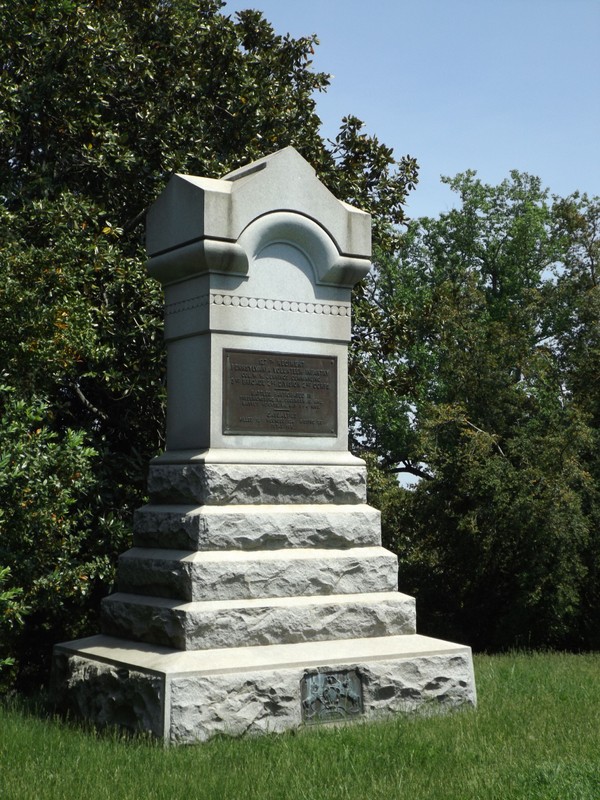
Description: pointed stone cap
xmin=146 ymin=147 xmax=371 ymax=261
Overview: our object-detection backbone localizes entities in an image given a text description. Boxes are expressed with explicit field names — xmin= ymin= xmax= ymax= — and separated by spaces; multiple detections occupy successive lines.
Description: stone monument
xmin=52 ymin=147 xmax=476 ymax=742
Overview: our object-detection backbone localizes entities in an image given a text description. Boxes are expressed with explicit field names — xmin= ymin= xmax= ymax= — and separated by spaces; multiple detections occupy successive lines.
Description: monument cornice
xmin=146 ymin=147 xmax=372 ymax=264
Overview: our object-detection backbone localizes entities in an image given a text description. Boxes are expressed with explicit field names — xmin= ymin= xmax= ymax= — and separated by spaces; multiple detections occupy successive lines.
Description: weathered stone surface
xmin=361 ymin=653 xmax=477 ymax=716
xmin=169 ymin=669 xmax=300 ymax=742
xmin=101 ymin=591 xmax=417 ymax=650
xmin=133 ymin=503 xmax=382 ymax=550
xmin=51 ymin=651 xmax=164 ymax=737
xmin=168 ymin=652 xmax=476 ymax=743
xmin=52 ymin=633 xmax=475 ymax=743
xmin=117 ymin=546 xmax=398 ymax=602
xmin=147 ymin=463 xmax=367 ymax=505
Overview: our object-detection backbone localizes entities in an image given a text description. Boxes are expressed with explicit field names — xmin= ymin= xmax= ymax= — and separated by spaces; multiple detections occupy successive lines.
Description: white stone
xmin=117 ymin=546 xmax=398 ymax=602
xmin=147 ymin=462 xmax=367 ymax=505
xmin=101 ymin=590 xmax=416 ymax=650
xmin=160 ymin=226 xmax=356 ymax=343
xmin=163 ymin=334 xmax=352 ymax=454
xmin=133 ymin=503 xmax=382 ymax=550
xmin=146 ymin=148 xmax=372 ymax=268
xmin=145 ymin=150 xmax=373 ymax=456
xmin=152 ymin=448 xmax=365 ymax=466
xmin=52 ymin=633 xmax=476 ymax=743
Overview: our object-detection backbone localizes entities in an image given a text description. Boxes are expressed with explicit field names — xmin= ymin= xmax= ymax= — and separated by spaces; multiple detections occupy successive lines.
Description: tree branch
xmin=73 ymin=384 xmax=108 ymax=421
xmin=388 ymin=463 xmax=433 ymax=481
xmin=123 ymin=205 xmax=150 ymax=234
xmin=464 ymin=419 xmax=505 ymax=456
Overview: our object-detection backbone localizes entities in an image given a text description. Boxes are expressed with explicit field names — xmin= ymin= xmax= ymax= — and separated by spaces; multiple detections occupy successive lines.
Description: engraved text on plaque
xmin=223 ymin=349 xmax=337 ymax=436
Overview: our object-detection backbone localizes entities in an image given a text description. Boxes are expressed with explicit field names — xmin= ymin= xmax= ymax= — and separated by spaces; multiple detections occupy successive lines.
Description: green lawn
xmin=1 ymin=652 xmax=599 ymax=800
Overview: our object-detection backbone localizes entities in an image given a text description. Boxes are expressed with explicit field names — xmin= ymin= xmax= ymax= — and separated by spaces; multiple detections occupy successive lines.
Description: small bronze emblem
xmin=301 ymin=669 xmax=363 ymax=724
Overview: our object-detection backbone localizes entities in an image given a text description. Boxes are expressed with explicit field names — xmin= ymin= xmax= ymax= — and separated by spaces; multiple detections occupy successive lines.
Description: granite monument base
xmin=53 ymin=633 xmax=475 ymax=743
xmin=52 ymin=453 xmax=476 ymax=742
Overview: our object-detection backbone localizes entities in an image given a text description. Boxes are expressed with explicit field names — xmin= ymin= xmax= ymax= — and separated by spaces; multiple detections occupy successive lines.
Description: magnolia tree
xmin=0 ymin=0 xmax=418 ymax=689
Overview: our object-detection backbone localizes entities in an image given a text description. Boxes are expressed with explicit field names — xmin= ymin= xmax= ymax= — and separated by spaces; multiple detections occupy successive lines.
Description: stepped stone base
xmin=116 ymin=546 xmax=398 ymax=602
xmin=52 ymin=634 xmax=476 ymax=744
xmin=147 ymin=462 xmax=367 ymax=505
xmin=101 ymin=591 xmax=416 ymax=650
xmin=133 ymin=504 xmax=382 ymax=551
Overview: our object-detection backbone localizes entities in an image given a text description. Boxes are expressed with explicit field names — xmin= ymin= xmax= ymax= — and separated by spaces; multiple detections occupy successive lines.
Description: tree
xmin=0 ymin=0 xmax=418 ymax=689
xmin=550 ymin=193 xmax=600 ymax=648
xmin=352 ymin=172 xmax=599 ymax=650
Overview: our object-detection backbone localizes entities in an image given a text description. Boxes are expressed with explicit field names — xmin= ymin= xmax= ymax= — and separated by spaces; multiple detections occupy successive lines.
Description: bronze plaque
xmin=223 ymin=349 xmax=337 ymax=436
xmin=301 ymin=669 xmax=363 ymax=724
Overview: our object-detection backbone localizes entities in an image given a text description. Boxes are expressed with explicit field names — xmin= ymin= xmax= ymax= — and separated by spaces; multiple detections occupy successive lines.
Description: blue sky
xmin=223 ymin=0 xmax=599 ymax=219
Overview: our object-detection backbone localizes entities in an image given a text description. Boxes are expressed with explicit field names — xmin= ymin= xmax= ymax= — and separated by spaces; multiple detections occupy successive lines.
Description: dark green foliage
xmin=0 ymin=389 xmax=118 ymax=688
xmin=0 ymin=567 xmax=26 ymax=684
xmin=0 ymin=0 xmax=417 ymax=689
xmin=353 ymin=172 xmax=600 ymax=651
xmin=4 ymin=0 xmax=596 ymax=677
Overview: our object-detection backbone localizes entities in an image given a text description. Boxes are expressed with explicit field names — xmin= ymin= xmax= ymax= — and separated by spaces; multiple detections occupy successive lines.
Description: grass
xmin=1 ymin=652 xmax=599 ymax=800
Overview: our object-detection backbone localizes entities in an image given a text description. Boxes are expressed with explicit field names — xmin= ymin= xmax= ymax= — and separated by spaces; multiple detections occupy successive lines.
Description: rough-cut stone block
xmin=51 ymin=650 xmax=165 ymax=738
xmin=169 ymin=669 xmax=300 ymax=741
xmin=133 ymin=503 xmax=382 ymax=551
xmin=117 ymin=546 xmax=398 ymax=602
xmin=360 ymin=653 xmax=475 ymax=717
xmin=147 ymin=463 xmax=367 ymax=505
xmin=168 ymin=652 xmax=475 ymax=743
xmin=101 ymin=591 xmax=417 ymax=650
xmin=52 ymin=633 xmax=476 ymax=743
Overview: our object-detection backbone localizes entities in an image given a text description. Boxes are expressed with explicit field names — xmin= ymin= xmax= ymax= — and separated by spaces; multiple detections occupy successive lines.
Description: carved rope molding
xmin=165 ymin=294 xmax=351 ymax=317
